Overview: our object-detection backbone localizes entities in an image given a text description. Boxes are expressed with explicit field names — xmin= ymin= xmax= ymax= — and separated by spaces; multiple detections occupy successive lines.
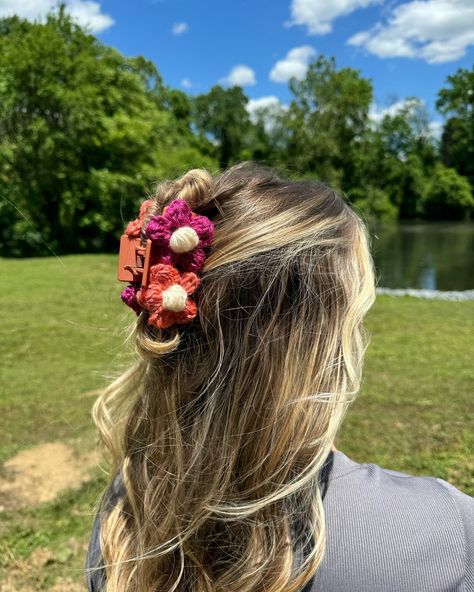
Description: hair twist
xmin=140 ymin=169 xmax=215 ymax=241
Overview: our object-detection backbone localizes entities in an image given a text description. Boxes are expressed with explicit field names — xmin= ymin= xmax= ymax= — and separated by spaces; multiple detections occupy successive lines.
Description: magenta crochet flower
xmin=144 ymin=199 xmax=214 ymax=272
xmin=120 ymin=284 xmax=142 ymax=315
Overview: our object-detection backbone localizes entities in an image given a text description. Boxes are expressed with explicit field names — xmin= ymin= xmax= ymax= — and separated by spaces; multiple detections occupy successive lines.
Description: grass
xmin=0 ymin=254 xmax=473 ymax=590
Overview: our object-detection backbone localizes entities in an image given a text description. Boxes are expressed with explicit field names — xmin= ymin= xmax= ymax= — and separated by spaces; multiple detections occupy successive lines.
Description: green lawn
xmin=0 ymin=254 xmax=473 ymax=590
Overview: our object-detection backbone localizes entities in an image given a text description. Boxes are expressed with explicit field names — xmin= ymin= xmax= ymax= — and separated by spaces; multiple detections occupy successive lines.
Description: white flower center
xmin=161 ymin=284 xmax=188 ymax=312
xmin=169 ymin=226 xmax=199 ymax=253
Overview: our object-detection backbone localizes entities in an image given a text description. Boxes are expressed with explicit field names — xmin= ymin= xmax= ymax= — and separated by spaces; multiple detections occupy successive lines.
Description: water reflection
xmin=369 ymin=222 xmax=474 ymax=291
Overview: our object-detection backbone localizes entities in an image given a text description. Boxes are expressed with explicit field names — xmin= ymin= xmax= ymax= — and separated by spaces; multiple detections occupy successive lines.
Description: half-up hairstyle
xmin=92 ymin=162 xmax=376 ymax=591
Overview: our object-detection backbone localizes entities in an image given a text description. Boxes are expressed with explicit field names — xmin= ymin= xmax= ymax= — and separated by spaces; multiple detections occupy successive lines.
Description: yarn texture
xmin=144 ymin=199 xmax=214 ymax=272
xmin=119 ymin=196 xmax=214 ymax=328
xmin=120 ymin=284 xmax=141 ymax=314
xmin=136 ymin=264 xmax=200 ymax=329
xmin=169 ymin=226 xmax=200 ymax=254
xmin=161 ymin=284 xmax=188 ymax=312
xmin=125 ymin=199 xmax=153 ymax=238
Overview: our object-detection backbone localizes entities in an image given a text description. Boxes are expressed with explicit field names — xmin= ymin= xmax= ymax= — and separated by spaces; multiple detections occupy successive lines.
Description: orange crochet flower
xmin=125 ymin=199 xmax=154 ymax=238
xmin=136 ymin=264 xmax=200 ymax=329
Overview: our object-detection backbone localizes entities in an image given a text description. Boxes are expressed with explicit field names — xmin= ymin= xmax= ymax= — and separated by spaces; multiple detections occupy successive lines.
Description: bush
xmin=347 ymin=187 xmax=399 ymax=222
xmin=422 ymin=164 xmax=474 ymax=220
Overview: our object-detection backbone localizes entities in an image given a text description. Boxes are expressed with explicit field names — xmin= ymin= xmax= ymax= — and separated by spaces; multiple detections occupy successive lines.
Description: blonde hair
xmin=93 ymin=163 xmax=376 ymax=591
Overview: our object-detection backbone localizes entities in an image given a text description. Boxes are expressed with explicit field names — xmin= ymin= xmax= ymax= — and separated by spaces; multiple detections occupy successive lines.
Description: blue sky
xmin=2 ymin=0 xmax=474 ymax=124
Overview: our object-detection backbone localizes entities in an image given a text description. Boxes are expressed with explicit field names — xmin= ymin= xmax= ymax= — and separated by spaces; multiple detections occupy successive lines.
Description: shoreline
xmin=376 ymin=287 xmax=474 ymax=301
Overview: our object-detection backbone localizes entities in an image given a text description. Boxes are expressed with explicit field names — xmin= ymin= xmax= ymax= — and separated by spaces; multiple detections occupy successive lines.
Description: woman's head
xmin=94 ymin=162 xmax=376 ymax=592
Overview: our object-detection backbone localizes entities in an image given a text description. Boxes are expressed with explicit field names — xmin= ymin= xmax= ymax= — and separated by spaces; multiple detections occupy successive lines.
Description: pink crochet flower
xmin=144 ymin=199 xmax=214 ymax=272
xmin=125 ymin=199 xmax=154 ymax=238
xmin=136 ymin=263 xmax=200 ymax=329
xmin=120 ymin=284 xmax=142 ymax=315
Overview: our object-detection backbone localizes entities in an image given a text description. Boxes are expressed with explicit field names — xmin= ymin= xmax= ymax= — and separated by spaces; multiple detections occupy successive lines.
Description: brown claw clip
xmin=117 ymin=235 xmax=152 ymax=288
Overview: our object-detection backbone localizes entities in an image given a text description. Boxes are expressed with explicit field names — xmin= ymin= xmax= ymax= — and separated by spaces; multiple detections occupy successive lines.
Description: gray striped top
xmin=86 ymin=450 xmax=474 ymax=591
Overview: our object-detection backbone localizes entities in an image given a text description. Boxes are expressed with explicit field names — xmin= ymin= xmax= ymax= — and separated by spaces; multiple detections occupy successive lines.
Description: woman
xmin=87 ymin=163 xmax=473 ymax=592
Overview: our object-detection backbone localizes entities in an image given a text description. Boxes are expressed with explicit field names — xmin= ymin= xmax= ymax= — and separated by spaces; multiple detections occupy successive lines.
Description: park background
xmin=0 ymin=1 xmax=473 ymax=590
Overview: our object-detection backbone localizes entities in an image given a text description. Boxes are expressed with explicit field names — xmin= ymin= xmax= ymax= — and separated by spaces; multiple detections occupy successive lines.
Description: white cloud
xmin=348 ymin=0 xmax=474 ymax=64
xmin=429 ymin=120 xmax=443 ymax=139
xmin=370 ymin=98 xmax=442 ymax=138
xmin=288 ymin=0 xmax=380 ymax=35
xmin=0 ymin=0 xmax=114 ymax=33
xmin=181 ymin=78 xmax=192 ymax=89
xmin=221 ymin=65 xmax=256 ymax=87
xmin=246 ymin=96 xmax=281 ymax=120
xmin=369 ymin=98 xmax=419 ymax=124
xmin=270 ymin=46 xmax=316 ymax=83
xmin=246 ymin=96 xmax=288 ymax=132
xmin=171 ymin=21 xmax=188 ymax=35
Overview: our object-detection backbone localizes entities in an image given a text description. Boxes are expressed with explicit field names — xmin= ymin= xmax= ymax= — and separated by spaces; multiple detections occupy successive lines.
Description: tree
xmin=0 ymin=8 xmax=215 ymax=256
xmin=194 ymin=86 xmax=251 ymax=168
xmin=422 ymin=164 xmax=474 ymax=220
xmin=437 ymin=66 xmax=474 ymax=188
xmin=243 ymin=101 xmax=289 ymax=166
xmin=347 ymin=187 xmax=398 ymax=222
xmin=283 ymin=56 xmax=373 ymax=189
xmin=354 ymin=99 xmax=437 ymax=219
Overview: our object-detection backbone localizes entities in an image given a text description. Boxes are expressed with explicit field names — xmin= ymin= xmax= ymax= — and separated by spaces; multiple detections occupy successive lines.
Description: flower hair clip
xmin=118 ymin=198 xmax=215 ymax=329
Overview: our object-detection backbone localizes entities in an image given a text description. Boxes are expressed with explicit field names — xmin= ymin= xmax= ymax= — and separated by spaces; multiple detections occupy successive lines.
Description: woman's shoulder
xmin=324 ymin=449 xmax=474 ymax=544
xmin=314 ymin=449 xmax=473 ymax=592
xmin=328 ymin=449 xmax=473 ymax=522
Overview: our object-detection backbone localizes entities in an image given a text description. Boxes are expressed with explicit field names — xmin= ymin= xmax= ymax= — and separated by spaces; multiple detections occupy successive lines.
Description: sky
xmin=1 ymin=0 xmax=474 ymax=127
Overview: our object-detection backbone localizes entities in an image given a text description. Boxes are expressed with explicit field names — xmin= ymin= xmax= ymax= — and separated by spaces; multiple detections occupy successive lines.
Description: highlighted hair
xmin=93 ymin=163 xmax=376 ymax=591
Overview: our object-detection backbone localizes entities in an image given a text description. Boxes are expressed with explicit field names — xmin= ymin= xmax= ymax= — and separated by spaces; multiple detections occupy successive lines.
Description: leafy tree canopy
xmin=0 ymin=7 xmax=215 ymax=255
xmin=437 ymin=66 xmax=474 ymax=185
xmin=0 ymin=9 xmax=472 ymax=256
xmin=194 ymin=85 xmax=251 ymax=168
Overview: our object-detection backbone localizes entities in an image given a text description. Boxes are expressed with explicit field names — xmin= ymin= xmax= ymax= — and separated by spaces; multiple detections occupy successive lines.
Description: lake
xmin=370 ymin=222 xmax=474 ymax=291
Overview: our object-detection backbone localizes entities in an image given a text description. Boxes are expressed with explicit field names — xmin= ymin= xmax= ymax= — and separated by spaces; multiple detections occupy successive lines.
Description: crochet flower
xmin=125 ymin=199 xmax=154 ymax=238
xmin=120 ymin=284 xmax=142 ymax=315
xmin=136 ymin=263 xmax=200 ymax=329
xmin=144 ymin=199 xmax=214 ymax=272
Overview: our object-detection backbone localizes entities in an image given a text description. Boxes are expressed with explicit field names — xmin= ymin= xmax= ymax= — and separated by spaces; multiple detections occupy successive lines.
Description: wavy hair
xmin=92 ymin=163 xmax=376 ymax=591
